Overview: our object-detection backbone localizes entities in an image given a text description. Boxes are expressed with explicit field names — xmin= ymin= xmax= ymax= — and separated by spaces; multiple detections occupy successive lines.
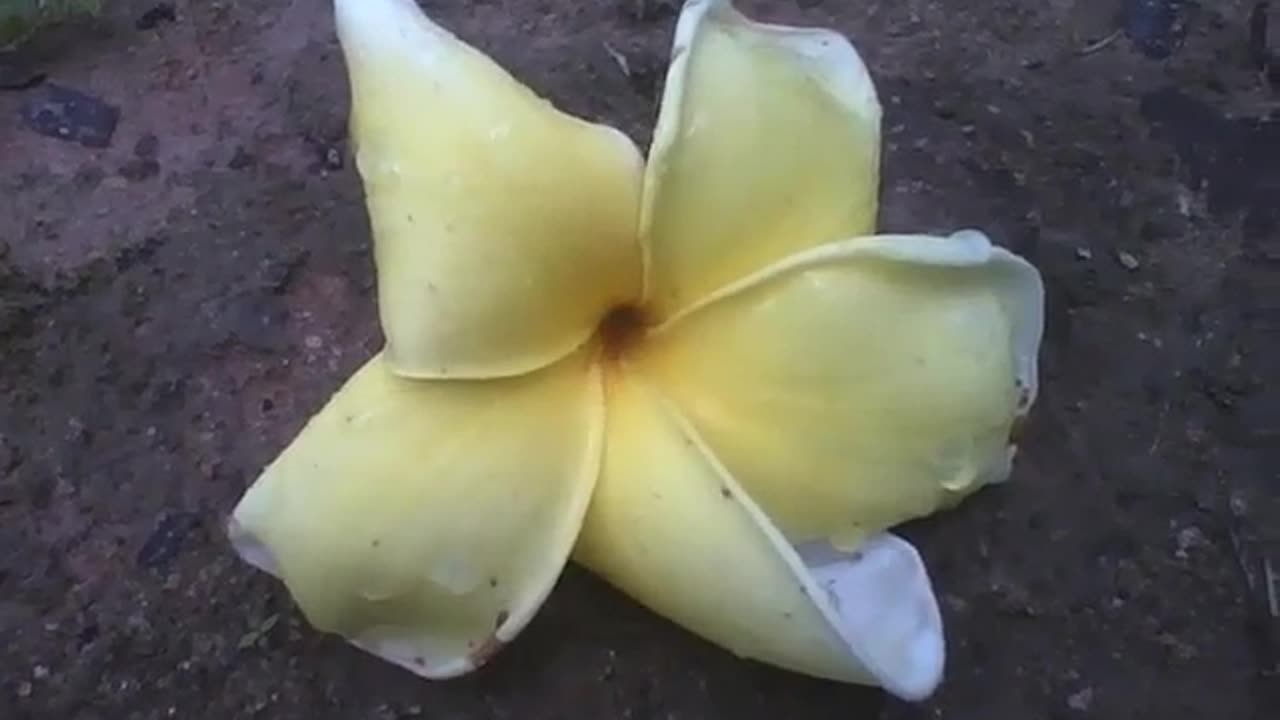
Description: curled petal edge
xmin=639 ymin=0 xmax=883 ymax=315
xmin=228 ymin=351 xmax=604 ymax=678
xmin=335 ymin=0 xmax=644 ymax=380
xmin=578 ymin=374 xmax=946 ymax=700
xmin=656 ymin=229 xmax=1045 ymax=430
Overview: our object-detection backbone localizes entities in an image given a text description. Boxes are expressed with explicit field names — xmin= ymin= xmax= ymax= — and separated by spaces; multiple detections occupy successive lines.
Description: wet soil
xmin=1 ymin=1 xmax=1276 ymax=718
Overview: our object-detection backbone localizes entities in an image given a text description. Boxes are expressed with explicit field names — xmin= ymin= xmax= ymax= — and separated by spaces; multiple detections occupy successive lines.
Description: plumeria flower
xmin=228 ymin=0 xmax=1044 ymax=701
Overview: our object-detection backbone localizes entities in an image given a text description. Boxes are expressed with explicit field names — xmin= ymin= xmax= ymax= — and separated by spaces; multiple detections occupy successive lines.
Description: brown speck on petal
xmin=1014 ymin=380 xmax=1032 ymax=413
xmin=1008 ymin=414 xmax=1028 ymax=444
xmin=469 ymin=633 xmax=506 ymax=668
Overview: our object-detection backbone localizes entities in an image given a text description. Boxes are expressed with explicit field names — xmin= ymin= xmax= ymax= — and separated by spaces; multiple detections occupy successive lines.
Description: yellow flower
xmin=227 ymin=0 xmax=1044 ymax=701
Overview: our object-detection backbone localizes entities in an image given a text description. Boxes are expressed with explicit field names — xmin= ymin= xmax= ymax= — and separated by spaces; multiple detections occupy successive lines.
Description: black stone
xmin=136 ymin=512 xmax=202 ymax=569
xmin=1123 ymin=0 xmax=1192 ymax=59
xmin=136 ymin=3 xmax=177 ymax=31
xmin=20 ymin=84 xmax=120 ymax=148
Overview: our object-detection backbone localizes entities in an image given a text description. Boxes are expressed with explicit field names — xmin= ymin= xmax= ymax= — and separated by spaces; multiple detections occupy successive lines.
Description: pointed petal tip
xmin=351 ymin=635 xmax=479 ymax=680
xmin=334 ymin=0 xmax=644 ymax=379
xmin=332 ymin=0 xmax=469 ymax=78
xmin=886 ymin=620 xmax=945 ymax=701
xmin=798 ymin=534 xmax=944 ymax=700
xmin=582 ymin=376 xmax=946 ymax=697
xmin=704 ymin=0 xmax=881 ymax=122
xmin=643 ymin=0 xmax=885 ymax=316
xmin=664 ymin=0 xmax=883 ymax=129
xmin=334 ymin=0 xmax=437 ymax=45
xmin=226 ymin=505 xmax=282 ymax=578
xmin=351 ymin=596 xmax=528 ymax=679
xmin=223 ymin=353 xmax=605 ymax=682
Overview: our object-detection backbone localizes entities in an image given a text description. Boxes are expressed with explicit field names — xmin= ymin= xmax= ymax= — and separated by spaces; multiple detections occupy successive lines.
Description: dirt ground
xmin=0 ymin=0 xmax=1276 ymax=718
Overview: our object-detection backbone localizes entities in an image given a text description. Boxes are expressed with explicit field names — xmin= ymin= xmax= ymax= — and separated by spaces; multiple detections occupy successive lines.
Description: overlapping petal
xmin=576 ymin=372 xmax=945 ymax=699
xmin=337 ymin=0 xmax=643 ymax=379
xmin=640 ymin=0 xmax=882 ymax=317
xmin=638 ymin=231 xmax=1044 ymax=548
xmin=228 ymin=350 xmax=603 ymax=678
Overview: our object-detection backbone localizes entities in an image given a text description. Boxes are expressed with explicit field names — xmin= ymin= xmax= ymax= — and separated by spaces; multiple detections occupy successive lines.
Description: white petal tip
xmin=948 ymin=228 xmax=993 ymax=246
xmin=673 ymin=0 xmax=880 ymax=121
xmin=334 ymin=0 xmax=448 ymax=59
xmin=351 ymin=634 xmax=482 ymax=680
xmin=335 ymin=0 xmax=423 ymax=29
xmin=798 ymin=533 xmax=945 ymax=700
xmin=226 ymin=515 xmax=282 ymax=578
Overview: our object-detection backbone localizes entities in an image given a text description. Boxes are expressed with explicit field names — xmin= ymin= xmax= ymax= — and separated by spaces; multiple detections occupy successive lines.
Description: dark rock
xmin=73 ymin=164 xmax=104 ymax=190
xmin=19 ymin=84 xmax=120 ymax=148
xmin=1250 ymin=2 xmax=1271 ymax=68
xmin=0 ymin=55 xmax=44 ymax=90
xmin=136 ymin=3 xmax=177 ymax=31
xmin=1141 ymin=87 xmax=1280 ymax=239
xmin=134 ymin=133 xmax=159 ymax=159
xmin=136 ymin=512 xmax=202 ymax=569
xmin=228 ymin=146 xmax=255 ymax=170
xmin=626 ymin=0 xmax=678 ymax=22
xmin=119 ymin=159 xmax=160 ymax=182
xmin=0 ymin=433 xmax=18 ymax=472
xmin=1124 ymin=0 xmax=1193 ymax=59
xmin=1251 ymin=2 xmax=1280 ymax=85
xmin=76 ymin=623 xmax=100 ymax=648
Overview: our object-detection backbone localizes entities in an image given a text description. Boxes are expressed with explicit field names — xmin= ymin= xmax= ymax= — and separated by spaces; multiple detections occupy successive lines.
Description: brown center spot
xmin=598 ymin=303 xmax=651 ymax=363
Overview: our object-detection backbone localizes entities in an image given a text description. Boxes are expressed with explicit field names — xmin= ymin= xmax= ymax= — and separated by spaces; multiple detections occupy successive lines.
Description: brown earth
xmin=1 ymin=1 xmax=1277 ymax=718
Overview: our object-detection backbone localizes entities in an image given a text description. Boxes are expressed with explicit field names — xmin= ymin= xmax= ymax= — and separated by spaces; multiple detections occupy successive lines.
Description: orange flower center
xmin=597 ymin=303 xmax=652 ymax=366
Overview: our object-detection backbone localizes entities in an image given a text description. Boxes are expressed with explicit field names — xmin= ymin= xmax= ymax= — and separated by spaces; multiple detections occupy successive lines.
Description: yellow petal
xmin=336 ymin=0 xmax=643 ymax=378
xmin=228 ymin=350 xmax=603 ymax=677
xmin=639 ymin=230 xmax=1044 ymax=545
xmin=576 ymin=372 xmax=945 ymax=699
xmin=640 ymin=0 xmax=882 ymax=317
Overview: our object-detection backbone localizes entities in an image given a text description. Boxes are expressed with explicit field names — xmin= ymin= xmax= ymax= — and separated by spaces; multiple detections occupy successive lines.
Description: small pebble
xmin=323 ymin=146 xmax=343 ymax=170
xmin=1067 ymin=687 xmax=1094 ymax=711
xmin=1116 ymin=250 xmax=1141 ymax=270
xmin=1175 ymin=526 xmax=1206 ymax=558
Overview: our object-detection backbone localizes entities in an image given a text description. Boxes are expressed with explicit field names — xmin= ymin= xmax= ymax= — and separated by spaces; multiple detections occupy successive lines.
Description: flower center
xmin=598 ymin=303 xmax=651 ymax=363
